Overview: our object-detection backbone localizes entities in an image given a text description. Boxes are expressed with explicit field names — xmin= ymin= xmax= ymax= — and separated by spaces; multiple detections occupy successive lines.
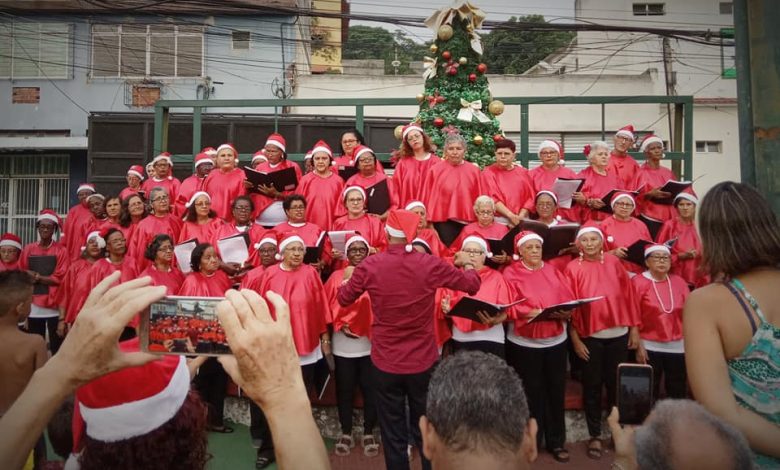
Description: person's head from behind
xmin=0 ymin=270 xmax=34 ymax=323
xmin=698 ymin=181 xmax=780 ymax=280
xmin=634 ymin=399 xmax=752 ymax=470
xmin=420 ymin=351 xmax=537 ymax=469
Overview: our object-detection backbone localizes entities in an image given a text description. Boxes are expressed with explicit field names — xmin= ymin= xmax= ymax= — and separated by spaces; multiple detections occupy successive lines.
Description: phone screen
xmin=617 ymin=364 xmax=653 ymax=425
xmin=141 ymin=296 xmax=230 ymax=356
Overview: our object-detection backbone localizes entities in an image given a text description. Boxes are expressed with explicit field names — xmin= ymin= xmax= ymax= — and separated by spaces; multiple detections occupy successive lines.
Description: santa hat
xmin=402 ymin=123 xmax=424 ymax=140
xmin=576 ymin=225 xmax=603 ymax=241
xmin=304 ymin=151 xmax=314 ymax=161
xmin=254 ymin=236 xmax=278 ymax=250
xmin=674 ymin=192 xmax=698 ymax=205
xmin=345 ymin=234 xmax=369 ymax=252
xmin=461 ymin=235 xmax=492 ymax=258
xmin=276 ymin=234 xmax=305 ymax=260
xmin=86 ymin=193 xmax=105 ymax=202
xmin=404 ymin=201 xmax=426 ymax=212
xmin=217 ymin=143 xmax=239 ymax=164
xmin=201 ymin=146 xmax=217 ymax=157
xmin=385 ymin=209 xmax=421 ymax=252
xmin=194 ymin=152 xmax=213 ymax=168
xmin=37 ymin=209 xmax=61 ymax=227
xmin=639 ymin=134 xmax=664 ymax=152
xmin=535 ymin=190 xmax=558 ymax=205
xmin=512 ymin=231 xmax=543 ymax=261
xmin=411 ymin=237 xmax=432 ymax=254
xmin=185 ymin=191 xmax=210 ymax=209
xmin=644 ymin=244 xmax=671 ymax=258
xmin=610 ymin=192 xmax=636 ymax=209
xmin=538 ymin=140 xmax=564 ymax=159
xmin=74 ymin=338 xmax=189 ymax=445
xmin=310 ymin=140 xmax=333 ymax=158
xmin=342 ymin=185 xmax=366 ymax=202
xmin=353 ymin=145 xmax=375 ymax=162
xmin=127 ymin=165 xmax=145 ymax=180
xmin=81 ymin=230 xmax=106 ymax=253
xmin=615 ymin=125 xmax=636 ymax=141
xmin=265 ymin=133 xmax=286 ymax=153
xmin=251 ymin=150 xmax=268 ymax=165
xmin=152 ymin=152 xmax=173 ymax=166
xmin=76 ymin=183 xmax=96 ymax=195
xmin=0 ymin=232 xmax=22 ymax=251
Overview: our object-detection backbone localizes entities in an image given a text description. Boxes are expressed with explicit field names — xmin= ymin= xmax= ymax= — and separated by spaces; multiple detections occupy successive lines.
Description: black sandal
xmin=256 ymin=448 xmax=275 ymax=469
xmin=586 ymin=438 xmax=602 ymax=460
xmin=551 ymin=447 xmax=570 ymax=463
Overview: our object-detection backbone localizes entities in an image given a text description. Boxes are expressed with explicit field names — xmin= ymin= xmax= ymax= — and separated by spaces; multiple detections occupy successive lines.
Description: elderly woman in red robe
xmin=63 ymin=183 xmax=98 ymax=261
xmin=174 ymin=153 xmax=213 ymax=216
xmin=504 ymin=231 xmax=576 ymax=463
xmin=128 ymin=187 xmax=182 ymax=270
xmin=202 ymin=143 xmax=246 ymax=221
xmin=273 ymin=194 xmax=332 ymax=269
xmin=118 ymin=193 xmax=147 ymax=238
xmin=251 ymin=134 xmax=303 ymax=227
xmin=564 ymin=225 xmax=640 ymax=460
xmin=213 ymin=196 xmax=268 ymax=269
xmin=420 ymin=133 xmax=482 ymax=240
xmin=631 ymin=244 xmax=690 ymax=400
xmin=58 ymin=231 xmax=103 ymax=332
xmin=451 ymin=196 xmax=510 ymax=265
xmin=141 ymin=152 xmax=182 ymax=203
xmin=179 ymin=191 xmax=221 ymax=245
xmin=600 ymin=192 xmax=653 ymax=275
xmin=528 ymin=140 xmax=580 ymax=223
xmin=140 ymin=234 xmax=184 ymax=295
xmin=405 ymin=201 xmax=450 ymax=258
xmin=656 ymin=193 xmax=708 ymax=288
xmin=298 ymin=140 xmax=344 ymax=231
xmin=532 ymin=190 xmax=579 ymax=272
xmin=438 ymin=235 xmax=511 ymax=358
xmin=573 ymin=141 xmax=623 ymax=223
xmin=481 ymin=139 xmax=534 ymax=227
xmin=344 ymin=145 xmax=398 ymax=221
xmin=332 ymin=186 xmax=387 ymax=256
xmin=632 ymin=134 xmax=677 ymax=223
xmin=324 ymin=235 xmax=379 ymax=458
xmin=393 ymin=124 xmax=441 ymax=208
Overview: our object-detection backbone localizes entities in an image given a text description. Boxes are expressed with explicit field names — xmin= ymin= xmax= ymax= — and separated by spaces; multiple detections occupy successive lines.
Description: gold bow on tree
xmin=457 ymin=98 xmax=491 ymax=123
xmin=423 ymin=56 xmax=438 ymax=80
xmin=424 ymin=0 xmax=486 ymax=55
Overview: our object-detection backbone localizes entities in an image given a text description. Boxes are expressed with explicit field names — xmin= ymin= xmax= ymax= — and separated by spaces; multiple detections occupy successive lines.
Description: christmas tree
xmin=410 ymin=1 xmax=505 ymax=168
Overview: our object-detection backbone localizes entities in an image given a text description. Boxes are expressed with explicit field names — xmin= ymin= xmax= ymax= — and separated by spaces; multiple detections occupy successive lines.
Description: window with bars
xmin=0 ymin=22 xmax=71 ymax=79
xmin=91 ymin=24 xmax=204 ymax=78
xmin=695 ymin=141 xmax=722 ymax=153
xmin=632 ymin=3 xmax=666 ymax=16
xmin=232 ymin=31 xmax=251 ymax=50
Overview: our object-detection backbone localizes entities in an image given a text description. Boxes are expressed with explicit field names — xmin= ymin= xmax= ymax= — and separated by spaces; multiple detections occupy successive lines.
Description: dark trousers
xmin=372 ymin=361 xmax=433 ymax=470
xmin=647 ymin=350 xmax=687 ymax=400
xmin=506 ymin=340 xmax=568 ymax=451
xmin=193 ymin=358 xmax=228 ymax=428
xmin=581 ymin=333 xmax=628 ymax=437
xmin=451 ymin=339 xmax=505 ymax=359
xmin=28 ymin=316 xmax=63 ymax=355
xmin=334 ymin=355 xmax=377 ymax=435
xmin=249 ymin=402 xmax=274 ymax=451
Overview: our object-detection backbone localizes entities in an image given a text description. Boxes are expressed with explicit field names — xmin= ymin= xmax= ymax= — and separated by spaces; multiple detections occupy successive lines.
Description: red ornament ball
xmin=436 ymin=95 xmax=446 ymax=103
xmin=447 ymin=66 xmax=457 ymax=76
xmin=442 ymin=51 xmax=452 ymax=60
xmin=468 ymin=73 xmax=477 ymax=82
xmin=493 ymin=134 xmax=503 ymax=143
xmin=433 ymin=117 xmax=445 ymax=128
xmin=477 ymin=63 xmax=487 ymax=74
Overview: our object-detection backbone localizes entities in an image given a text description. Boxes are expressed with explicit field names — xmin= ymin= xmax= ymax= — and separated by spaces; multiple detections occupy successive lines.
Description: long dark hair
xmin=119 ymin=194 xmax=148 ymax=228
xmin=339 ymin=128 xmax=365 ymax=156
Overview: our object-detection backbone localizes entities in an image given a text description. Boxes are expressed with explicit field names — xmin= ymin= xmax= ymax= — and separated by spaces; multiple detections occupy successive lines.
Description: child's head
xmin=0 ymin=270 xmax=34 ymax=322
xmin=48 ymin=395 xmax=75 ymax=459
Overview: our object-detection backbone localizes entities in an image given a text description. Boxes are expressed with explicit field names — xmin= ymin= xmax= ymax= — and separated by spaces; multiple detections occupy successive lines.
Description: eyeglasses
xmin=342 ymin=139 xmax=358 ymax=144
xmin=288 ymin=205 xmax=306 ymax=211
xmin=258 ymin=248 xmax=277 ymax=254
xmin=648 ymin=255 xmax=671 ymax=261
xmin=614 ymin=202 xmax=634 ymax=208
xmin=347 ymin=247 xmax=368 ymax=254
xmin=194 ymin=202 xmax=210 ymax=207
xmin=157 ymin=245 xmax=174 ymax=252
xmin=152 ymin=195 xmax=169 ymax=202
xmin=463 ymin=249 xmax=485 ymax=255
xmin=476 ymin=210 xmax=494 ymax=215
xmin=536 ymin=202 xmax=555 ymax=208
xmin=539 ymin=151 xmax=558 ymax=157
xmin=153 ymin=162 xmax=169 ymax=167
xmin=233 ymin=206 xmax=252 ymax=212
xmin=284 ymin=247 xmax=305 ymax=253
xmin=346 ymin=198 xmax=364 ymax=204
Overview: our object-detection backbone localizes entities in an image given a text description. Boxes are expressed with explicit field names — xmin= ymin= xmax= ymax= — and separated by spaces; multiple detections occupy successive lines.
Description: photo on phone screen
xmin=617 ymin=363 xmax=653 ymax=425
xmin=141 ymin=296 xmax=230 ymax=356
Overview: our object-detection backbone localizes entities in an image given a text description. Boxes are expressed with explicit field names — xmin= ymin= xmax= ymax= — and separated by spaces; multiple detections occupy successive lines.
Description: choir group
xmin=0 ymin=122 xmax=706 ymax=464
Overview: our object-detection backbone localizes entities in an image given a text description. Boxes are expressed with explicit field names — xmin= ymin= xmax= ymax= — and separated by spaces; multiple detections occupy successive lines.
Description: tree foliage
xmin=481 ymin=15 xmax=574 ymax=74
xmin=342 ymin=25 xmax=430 ymax=75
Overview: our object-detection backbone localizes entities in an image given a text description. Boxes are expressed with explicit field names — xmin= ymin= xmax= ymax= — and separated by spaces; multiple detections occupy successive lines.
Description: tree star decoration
xmin=422 ymin=56 xmax=438 ymax=80
xmin=457 ymin=98 xmax=490 ymax=123
xmin=424 ymin=0 xmax=486 ymax=55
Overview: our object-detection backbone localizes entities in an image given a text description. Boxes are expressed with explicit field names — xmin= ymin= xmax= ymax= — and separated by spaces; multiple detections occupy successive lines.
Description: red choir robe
xmin=273 ymin=221 xmax=333 ymax=265
xmin=179 ymin=270 xmax=232 ymax=297
xmin=577 ymin=166 xmax=623 ymax=223
xmin=240 ymin=265 xmax=268 ymax=289
xmin=392 ymin=154 xmax=441 ymax=208
xmin=81 ymin=256 xmax=140 ymax=325
xmin=417 ymin=228 xmax=451 ymax=258
xmin=119 ymin=187 xmax=142 ymax=201
xmin=128 ymin=213 xmax=183 ymax=270
xmin=178 ymin=218 xmax=222 ymax=245
xmin=20 ymin=241 xmax=68 ymax=310
xmin=331 ymin=214 xmax=387 ymax=253
xmin=564 ymin=254 xmax=640 ymax=338
xmin=450 ymin=221 xmax=509 ymax=251
xmin=0 ymin=259 xmax=20 ymax=271
xmin=249 ymin=161 xmax=304 ymax=219
xmin=481 ymin=163 xmax=535 ymax=218
xmin=202 ymin=168 xmax=246 ymax=221
xmin=325 ymin=268 xmax=373 ymax=338
xmin=345 ymin=171 xmax=399 ymax=213
xmin=528 ymin=164 xmax=580 ymax=222
xmin=175 ymin=174 xmax=207 ymax=216
xmin=631 ymin=272 xmax=689 ymax=343
xmin=248 ymin=264 xmax=330 ymax=356
xmin=600 ymin=216 xmax=653 ymax=275
xmin=298 ymin=171 xmax=344 ymax=230
xmin=55 ymin=258 xmax=94 ymax=324
xmin=141 ymin=176 xmax=182 ymax=203
xmin=504 ymin=262 xmax=575 ymax=340
xmin=435 ymin=267 xmax=511 ymax=334
xmin=608 ymin=151 xmax=640 ymax=190
xmin=656 ymin=217 xmax=708 ymax=288
xmin=632 ymin=163 xmax=676 ymax=222
xmin=420 ymin=160 xmax=482 ymax=223
xmin=140 ymin=264 xmax=185 ymax=295
xmin=333 ymin=155 xmax=383 ymax=172
xmin=63 ymin=203 xmax=96 ymax=260
xmin=214 ymin=221 xmax=268 ymax=267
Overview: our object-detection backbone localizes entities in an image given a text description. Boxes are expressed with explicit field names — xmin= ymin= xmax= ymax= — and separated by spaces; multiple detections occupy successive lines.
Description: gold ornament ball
xmin=473 ymin=135 xmax=484 ymax=145
xmin=466 ymin=24 xmax=474 ymax=32
xmin=488 ymin=100 xmax=505 ymax=116
xmin=394 ymin=125 xmax=405 ymax=140
xmin=430 ymin=44 xmax=438 ymax=53
xmin=458 ymin=57 xmax=468 ymax=65
xmin=416 ymin=93 xmax=425 ymax=103
xmin=437 ymin=25 xmax=454 ymax=41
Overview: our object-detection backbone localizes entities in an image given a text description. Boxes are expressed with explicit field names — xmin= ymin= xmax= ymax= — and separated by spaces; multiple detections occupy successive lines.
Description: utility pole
xmin=662 ymin=37 xmax=682 ymax=177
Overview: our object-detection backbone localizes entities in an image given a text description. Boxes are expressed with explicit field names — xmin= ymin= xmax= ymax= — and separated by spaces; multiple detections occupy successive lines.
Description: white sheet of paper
xmin=218 ymin=234 xmax=250 ymax=265
xmin=328 ymin=230 xmax=357 ymax=259
xmin=174 ymin=239 xmax=198 ymax=274
xmin=552 ymin=178 xmax=584 ymax=209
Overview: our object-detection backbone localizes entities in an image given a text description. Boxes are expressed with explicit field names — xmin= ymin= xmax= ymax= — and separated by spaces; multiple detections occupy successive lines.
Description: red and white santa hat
xmin=535 ymin=190 xmax=558 ymax=205
xmin=81 ymin=230 xmax=106 ymax=252
xmin=304 ymin=151 xmax=314 ymax=161
xmin=353 ymin=144 xmax=375 ymax=162
xmin=0 ymin=232 xmax=22 ymax=251
xmin=674 ymin=192 xmax=698 ymax=205
xmin=194 ymin=152 xmax=213 ymax=168
xmin=275 ymin=234 xmax=305 ymax=260
xmin=639 ymin=134 xmax=664 ymax=152
xmin=74 ymin=338 xmax=189 ymax=445
xmin=254 ymin=236 xmax=278 ymax=250
xmin=404 ymin=200 xmax=426 ymax=212
xmin=201 ymin=146 xmax=217 ymax=157
xmin=411 ymin=237 xmax=432 ymax=254
xmin=87 ymin=193 xmax=105 ymax=202
xmin=576 ymin=224 xmax=604 ymax=241
xmin=538 ymin=140 xmax=564 ymax=159
xmin=402 ymin=123 xmax=424 ymax=140
xmin=152 ymin=152 xmax=173 ymax=166
xmin=217 ymin=143 xmax=239 ymax=164
xmin=461 ymin=235 xmax=492 ymax=258
xmin=385 ymin=209 xmax=421 ymax=252
xmin=310 ymin=140 xmax=333 ymax=158
xmin=37 ymin=209 xmax=62 ymax=227
xmin=644 ymin=243 xmax=671 ymax=258
xmin=345 ymin=234 xmax=369 ymax=252
xmin=610 ymin=192 xmax=636 ymax=209
xmin=512 ymin=230 xmax=543 ymax=260
xmin=342 ymin=185 xmax=366 ymax=202
xmin=615 ymin=125 xmax=636 ymax=141
xmin=265 ymin=133 xmax=286 ymax=153
xmin=127 ymin=165 xmax=145 ymax=180
xmin=251 ymin=150 xmax=268 ymax=165
xmin=76 ymin=183 xmax=96 ymax=195
xmin=185 ymin=191 xmax=210 ymax=209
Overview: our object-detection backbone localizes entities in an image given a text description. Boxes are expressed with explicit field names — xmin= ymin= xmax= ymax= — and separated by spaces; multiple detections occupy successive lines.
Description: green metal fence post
xmin=192 ymin=106 xmax=202 ymax=159
xmin=683 ymin=99 xmax=694 ymax=181
xmin=601 ymin=103 xmax=606 ymax=141
xmin=520 ymin=103 xmax=529 ymax=168
xmin=356 ymin=105 xmax=365 ymax=134
xmin=153 ymin=105 xmax=168 ymax=155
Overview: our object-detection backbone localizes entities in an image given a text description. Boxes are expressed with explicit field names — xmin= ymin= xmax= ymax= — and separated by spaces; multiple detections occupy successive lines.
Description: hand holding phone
xmin=617 ymin=363 xmax=654 ymax=425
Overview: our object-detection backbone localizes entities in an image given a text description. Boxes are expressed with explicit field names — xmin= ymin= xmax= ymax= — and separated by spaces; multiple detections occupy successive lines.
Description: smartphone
xmin=140 ymin=296 xmax=230 ymax=356
xmin=617 ymin=363 xmax=653 ymax=425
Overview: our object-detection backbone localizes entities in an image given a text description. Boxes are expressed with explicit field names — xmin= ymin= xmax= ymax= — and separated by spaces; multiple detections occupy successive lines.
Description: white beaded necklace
xmin=521 ymin=260 xmax=544 ymax=271
xmin=651 ymin=274 xmax=674 ymax=314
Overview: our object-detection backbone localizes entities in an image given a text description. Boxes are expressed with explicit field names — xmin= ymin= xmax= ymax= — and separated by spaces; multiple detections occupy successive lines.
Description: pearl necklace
xmin=521 ymin=261 xmax=544 ymax=271
xmin=651 ymin=275 xmax=674 ymax=314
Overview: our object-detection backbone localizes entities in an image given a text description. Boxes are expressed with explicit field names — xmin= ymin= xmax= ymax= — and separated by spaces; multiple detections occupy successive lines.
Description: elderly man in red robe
xmin=141 ymin=152 xmax=182 ymax=202
xmin=608 ymin=125 xmax=641 ymax=189
xmin=127 ymin=187 xmax=182 ymax=270
xmin=337 ymin=209 xmax=481 ymax=470
xmin=63 ymin=183 xmax=97 ymax=260
xmin=119 ymin=165 xmax=145 ymax=201
xmin=481 ymin=139 xmax=534 ymax=226
xmin=175 ymin=152 xmax=214 ymax=216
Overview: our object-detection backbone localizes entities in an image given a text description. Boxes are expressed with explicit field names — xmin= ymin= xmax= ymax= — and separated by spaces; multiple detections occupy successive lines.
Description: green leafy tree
xmin=343 ymin=25 xmax=430 ymax=74
xmin=482 ymin=15 xmax=574 ymax=74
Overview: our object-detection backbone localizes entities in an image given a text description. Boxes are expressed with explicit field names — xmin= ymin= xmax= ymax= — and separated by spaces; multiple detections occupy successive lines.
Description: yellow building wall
xmin=310 ymin=0 xmax=342 ymax=73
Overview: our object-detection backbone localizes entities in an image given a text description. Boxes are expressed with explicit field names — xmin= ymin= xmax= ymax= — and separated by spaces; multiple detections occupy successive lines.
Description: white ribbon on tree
xmin=458 ymin=99 xmax=491 ymax=123
xmin=423 ymin=56 xmax=438 ymax=80
xmin=424 ymin=0 xmax=486 ymax=55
